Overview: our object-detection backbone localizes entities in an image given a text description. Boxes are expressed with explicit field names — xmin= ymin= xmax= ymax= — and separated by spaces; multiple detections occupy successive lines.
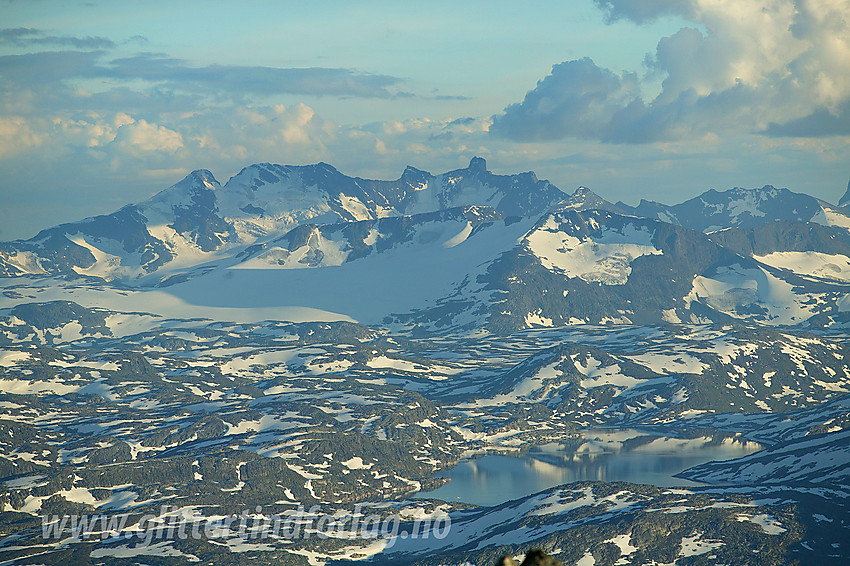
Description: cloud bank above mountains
xmin=491 ymin=0 xmax=850 ymax=142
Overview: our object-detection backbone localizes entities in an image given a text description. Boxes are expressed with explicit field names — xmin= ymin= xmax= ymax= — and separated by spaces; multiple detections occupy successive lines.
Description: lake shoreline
xmin=415 ymin=428 xmax=763 ymax=506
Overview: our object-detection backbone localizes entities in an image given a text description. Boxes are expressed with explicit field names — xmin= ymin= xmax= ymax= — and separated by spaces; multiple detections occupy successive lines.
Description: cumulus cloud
xmin=492 ymin=0 xmax=850 ymax=143
xmin=110 ymin=119 xmax=184 ymax=154
xmin=2 ymin=102 xmax=353 ymax=192
xmin=491 ymin=58 xmax=642 ymax=142
xmin=0 ymin=115 xmax=45 ymax=158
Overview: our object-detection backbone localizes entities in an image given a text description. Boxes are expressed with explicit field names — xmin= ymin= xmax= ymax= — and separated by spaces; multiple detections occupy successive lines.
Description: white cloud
xmin=0 ymin=116 xmax=45 ymax=158
xmin=111 ymin=119 xmax=184 ymax=153
xmin=494 ymin=0 xmax=850 ymax=142
xmin=790 ymin=0 xmax=850 ymax=110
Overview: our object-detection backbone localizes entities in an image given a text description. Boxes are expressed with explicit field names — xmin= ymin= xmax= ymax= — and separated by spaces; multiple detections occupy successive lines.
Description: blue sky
xmin=2 ymin=0 xmax=849 ymax=239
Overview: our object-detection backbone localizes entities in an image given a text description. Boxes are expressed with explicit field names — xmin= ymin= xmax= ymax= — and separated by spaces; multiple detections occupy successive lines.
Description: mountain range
xmin=1 ymin=159 xmax=850 ymax=565
xmin=4 ymin=158 xmax=850 ymax=334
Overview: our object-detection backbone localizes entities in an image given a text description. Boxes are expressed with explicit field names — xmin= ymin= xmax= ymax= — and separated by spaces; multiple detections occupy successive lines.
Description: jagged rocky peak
xmin=468 ymin=155 xmax=487 ymax=172
xmin=839 ymin=178 xmax=850 ymax=207
xmin=443 ymin=156 xmax=491 ymax=179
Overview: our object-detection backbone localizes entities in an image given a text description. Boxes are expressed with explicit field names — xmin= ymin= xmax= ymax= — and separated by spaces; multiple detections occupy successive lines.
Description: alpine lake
xmin=416 ymin=429 xmax=762 ymax=507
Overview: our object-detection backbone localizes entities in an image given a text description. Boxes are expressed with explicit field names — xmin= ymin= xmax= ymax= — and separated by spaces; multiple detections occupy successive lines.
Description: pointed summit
xmin=402 ymin=164 xmax=430 ymax=178
xmin=188 ymin=169 xmax=218 ymax=185
xmin=558 ymin=186 xmax=624 ymax=214
xmin=170 ymin=169 xmax=220 ymax=193
xmin=840 ymin=178 xmax=850 ymax=207
xmin=146 ymin=169 xmax=221 ymax=207
xmin=573 ymin=186 xmax=597 ymax=198
xmin=400 ymin=165 xmax=432 ymax=187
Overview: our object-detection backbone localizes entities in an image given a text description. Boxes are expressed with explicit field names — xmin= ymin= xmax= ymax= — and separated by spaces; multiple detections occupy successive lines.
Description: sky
xmin=2 ymin=0 xmax=850 ymax=240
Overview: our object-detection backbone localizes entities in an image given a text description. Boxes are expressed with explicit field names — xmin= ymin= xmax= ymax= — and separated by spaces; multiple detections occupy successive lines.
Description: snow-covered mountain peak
xmin=145 ymin=169 xmax=221 ymax=205
xmin=0 ymin=158 xmax=572 ymax=282
xmin=224 ymin=162 xmax=289 ymax=191
xmin=619 ymin=183 xmax=849 ymax=233
xmin=550 ymin=186 xmax=625 ymax=215
xmin=701 ymin=184 xmax=782 ymax=203
xmin=189 ymin=168 xmax=219 ymax=185
xmin=139 ymin=169 xmax=226 ymax=234
xmin=563 ymin=186 xmax=606 ymax=208
xmin=14 ymin=157 xmax=850 ymax=328
xmin=174 ymin=168 xmax=220 ymax=191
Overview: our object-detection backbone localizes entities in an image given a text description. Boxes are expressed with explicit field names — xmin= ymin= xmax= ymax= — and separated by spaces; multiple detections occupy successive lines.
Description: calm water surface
xmin=417 ymin=429 xmax=762 ymax=507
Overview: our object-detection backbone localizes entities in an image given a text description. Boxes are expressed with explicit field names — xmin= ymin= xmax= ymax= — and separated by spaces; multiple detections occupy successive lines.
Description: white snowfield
xmin=235 ymin=216 xmax=478 ymax=271
xmin=755 ymin=251 xmax=850 ymax=282
xmin=686 ymin=263 xmax=834 ymax=325
xmin=526 ymin=219 xmax=662 ymax=285
xmin=162 ymin=217 xmax=535 ymax=325
xmin=0 ymin=277 xmax=355 ymax=324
